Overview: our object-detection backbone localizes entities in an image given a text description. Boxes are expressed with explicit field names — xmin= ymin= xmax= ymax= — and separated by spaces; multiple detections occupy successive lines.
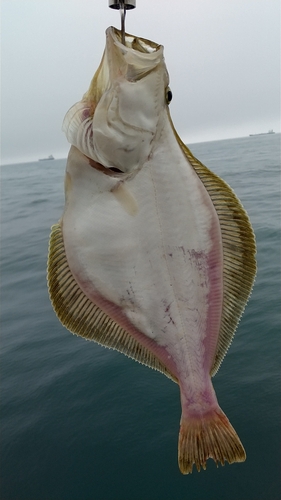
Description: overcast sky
xmin=1 ymin=0 xmax=280 ymax=164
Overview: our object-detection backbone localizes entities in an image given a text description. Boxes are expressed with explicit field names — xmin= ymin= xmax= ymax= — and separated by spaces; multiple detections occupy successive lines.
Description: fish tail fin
xmin=178 ymin=407 xmax=246 ymax=474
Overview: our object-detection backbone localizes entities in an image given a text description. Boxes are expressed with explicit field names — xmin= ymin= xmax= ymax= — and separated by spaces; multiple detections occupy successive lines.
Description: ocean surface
xmin=1 ymin=134 xmax=280 ymax=500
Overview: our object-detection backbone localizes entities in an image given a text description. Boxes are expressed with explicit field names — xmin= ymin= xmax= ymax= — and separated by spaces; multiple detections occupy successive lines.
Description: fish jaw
xmin=62 ymin=27 xmax=169 ymax=175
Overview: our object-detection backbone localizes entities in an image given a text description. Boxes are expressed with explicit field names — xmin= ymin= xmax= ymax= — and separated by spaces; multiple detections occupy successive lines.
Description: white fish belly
xmin=62 ymin=116 xmax=223 ymax=399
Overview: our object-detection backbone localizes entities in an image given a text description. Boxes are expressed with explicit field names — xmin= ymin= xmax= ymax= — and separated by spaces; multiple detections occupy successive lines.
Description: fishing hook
xmin=108 ymin=1 xmax=136 ymax=46
xmin=120 ymin=0 xmax=126 ymax=45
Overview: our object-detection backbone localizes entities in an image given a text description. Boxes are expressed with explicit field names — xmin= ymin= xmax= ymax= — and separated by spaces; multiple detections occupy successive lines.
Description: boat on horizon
xmin=249 ymin=130 xmax=275 ymax=137
xmin=39 ymin=155 xmax=55 ymax=161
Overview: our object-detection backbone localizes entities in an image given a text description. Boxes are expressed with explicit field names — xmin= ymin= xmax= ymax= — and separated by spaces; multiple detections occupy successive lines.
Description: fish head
xmin=63 ymin=27 xmax=170 ymax=175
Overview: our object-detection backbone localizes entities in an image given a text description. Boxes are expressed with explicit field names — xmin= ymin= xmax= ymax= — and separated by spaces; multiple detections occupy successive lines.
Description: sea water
xmin=1 ymin=134 xmax=280 ymax=500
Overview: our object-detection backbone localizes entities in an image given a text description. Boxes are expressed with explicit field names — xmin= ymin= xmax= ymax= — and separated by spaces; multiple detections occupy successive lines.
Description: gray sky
xmin=1 ymin=0 xmax=280 ymax=164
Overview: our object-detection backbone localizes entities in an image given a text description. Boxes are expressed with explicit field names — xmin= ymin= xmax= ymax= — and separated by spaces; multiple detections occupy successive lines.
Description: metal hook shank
xmin=120 ymin=1 xmax=126 ymax=44
xmin=109 ymin=1 xmax=136 ymax=45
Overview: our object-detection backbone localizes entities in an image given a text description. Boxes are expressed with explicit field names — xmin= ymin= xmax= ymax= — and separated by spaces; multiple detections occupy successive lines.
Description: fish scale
xmin=47 ymin=26 xmax=256 ymax=474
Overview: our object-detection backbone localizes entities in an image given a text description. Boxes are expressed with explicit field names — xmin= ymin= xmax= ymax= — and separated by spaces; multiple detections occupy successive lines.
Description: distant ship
xmin=39 ymin=155 xmax=55 ymax=161
xmin=249 ymin=130 xmax=275 ymax=137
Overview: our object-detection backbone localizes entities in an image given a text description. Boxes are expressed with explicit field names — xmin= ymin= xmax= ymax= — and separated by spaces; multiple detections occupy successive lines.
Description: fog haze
xmin=1 ymin=0 xmax=280 ymax=164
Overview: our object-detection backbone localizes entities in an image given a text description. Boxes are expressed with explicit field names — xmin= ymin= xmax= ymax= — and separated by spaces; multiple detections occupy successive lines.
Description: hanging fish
xmin=47 ymin=27 xmax=256 ymax=474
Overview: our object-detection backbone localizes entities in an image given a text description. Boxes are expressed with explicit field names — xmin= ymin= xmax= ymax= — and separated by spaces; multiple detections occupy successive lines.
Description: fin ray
xmin=178 ymin=407 xmax=246 ymax=474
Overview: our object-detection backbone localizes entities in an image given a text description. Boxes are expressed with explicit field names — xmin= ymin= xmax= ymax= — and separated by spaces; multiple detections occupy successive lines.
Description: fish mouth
xmin=111 ymin=26 xmax=161 ymax=55
xmin=82 ymin=26 xmax=166 ymax=116
xmin=104 ymin=26 xmax=165 ymax=83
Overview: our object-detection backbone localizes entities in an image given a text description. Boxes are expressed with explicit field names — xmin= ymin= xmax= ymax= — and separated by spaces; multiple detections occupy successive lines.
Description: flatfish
xmin=47 ymin=27 xmax=256 ymax=473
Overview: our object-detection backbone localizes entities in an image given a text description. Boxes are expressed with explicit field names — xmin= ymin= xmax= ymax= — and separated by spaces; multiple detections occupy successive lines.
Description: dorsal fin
xmin=174 ymin=130 xmax=257 ymax=375
xmin=47 ymin=223 xmax=177 ymax=383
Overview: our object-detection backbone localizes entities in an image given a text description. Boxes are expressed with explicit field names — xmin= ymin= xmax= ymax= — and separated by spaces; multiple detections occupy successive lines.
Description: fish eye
xmin=165 ymin=87 xmax=173 ymax=105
